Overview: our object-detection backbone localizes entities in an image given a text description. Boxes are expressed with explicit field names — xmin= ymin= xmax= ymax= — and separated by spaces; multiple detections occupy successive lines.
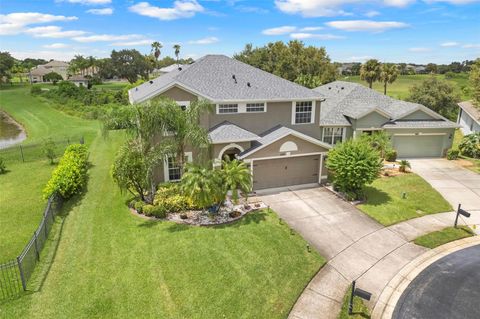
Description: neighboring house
xmin=128 ymin=55 xmax=457 ymax=191
xmin=29 ymin=60 xmax=69 ymax=82
xmin=457 ymin=101 xmax=480 ymax=135
xmin=151 ymin=64 xmax=185 ymax=77
xmin=68 ymin=75 xmax=89 ymax=87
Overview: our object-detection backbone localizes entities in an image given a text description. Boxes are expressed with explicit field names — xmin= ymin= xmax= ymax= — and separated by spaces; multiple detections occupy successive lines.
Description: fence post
xmin=33 ymin=231 xmax=40 ymax=261
xmin=19 ymin=145 xmax=25 ymax=162
xmin=16 ymin=256 xmax=27 ymax=291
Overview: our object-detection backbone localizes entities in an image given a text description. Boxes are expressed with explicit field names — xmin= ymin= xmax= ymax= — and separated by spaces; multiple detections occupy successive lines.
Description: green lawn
xmin=358 ymin=174 xmax=452 ymax=226
xmin=0 ymin=86 xmax=98 ymax=262
xmin=338 ymin=285 xmax=371 ymax=319
xmin=414 ymin=226 xmax=474 ymax=249
xmin=2 ymin=131 xmax=325 ymax=318
xmin=93 ymin=81 xmax=129 ymax=90
xmin=342 ymin=73 xmax=471 ymax=100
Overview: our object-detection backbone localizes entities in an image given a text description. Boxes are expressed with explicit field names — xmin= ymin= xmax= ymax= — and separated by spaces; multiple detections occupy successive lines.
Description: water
xmin=0 ymin=111 xmax=26 ymax=149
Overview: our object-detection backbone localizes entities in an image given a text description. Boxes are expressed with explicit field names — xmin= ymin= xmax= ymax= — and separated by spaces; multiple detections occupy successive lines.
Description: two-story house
xmin=129 ymin=55 xmax=458 ymax=191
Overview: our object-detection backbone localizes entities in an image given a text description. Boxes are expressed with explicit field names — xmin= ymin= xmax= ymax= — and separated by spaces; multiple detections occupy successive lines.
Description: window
xmin=246 ymin=103 xmax=265 ymax=112
xmin=323 ymin=127 xmax=344 ymax=145
xmin=294 ymin=101 xmax=313 ymax=124
xmin=167 ymin=156 xmax=181 ymax=181
xmin=218 ymin=104 xmax=238 ymax=114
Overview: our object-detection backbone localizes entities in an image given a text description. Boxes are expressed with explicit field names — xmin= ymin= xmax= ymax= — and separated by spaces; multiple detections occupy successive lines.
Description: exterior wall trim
xmin=217 ymin=143 xmax=245 ymax=160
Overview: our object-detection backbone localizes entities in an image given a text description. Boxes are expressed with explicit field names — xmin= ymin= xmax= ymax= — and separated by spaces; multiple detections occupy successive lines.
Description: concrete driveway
xmin=258 ymin=186 xmax=455 ymax=319
xmin=409 ymin=159 xmax=480 ymax=230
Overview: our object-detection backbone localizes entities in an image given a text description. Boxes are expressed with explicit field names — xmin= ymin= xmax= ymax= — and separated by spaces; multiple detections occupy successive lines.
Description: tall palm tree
xmin=221 ymin=158 xmax=252 ymax=204
xmin=151 ymin=41 xmax=163 ymax=62
xmin=181 ymin=163 xmax=223 ymax=212
xmin=360 ymin=59 xmax=381 ymax=88
xmin=379 ymin=63 xmax=399 ymax=95
xmin=173 ymin=44 xmax=181 ymax=66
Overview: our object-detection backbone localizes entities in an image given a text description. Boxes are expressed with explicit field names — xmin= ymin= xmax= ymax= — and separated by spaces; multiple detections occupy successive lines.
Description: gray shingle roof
xmin=458 ymin=101 xmax=480 ymax=123
xmin=382 ymin=120 xmax=460 ymax=129
xmin=208 ymin=121 xmax=259 ymax=143
xmin=129 ymin=55 xmax=324 ymax=103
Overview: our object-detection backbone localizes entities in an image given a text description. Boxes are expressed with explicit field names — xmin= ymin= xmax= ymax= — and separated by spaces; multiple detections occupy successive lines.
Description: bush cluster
xmin=43 ymin=144 xmax=89 ymax=199
xmin=447 ymin=149 xmax=460 ymax=160
xmin=385 ymin=149 xmax=397 ymax=162
xmin=153 ymin=183 xmax=195 ymax=213
xmin=459 ymin=132 xmax=480 ymax=159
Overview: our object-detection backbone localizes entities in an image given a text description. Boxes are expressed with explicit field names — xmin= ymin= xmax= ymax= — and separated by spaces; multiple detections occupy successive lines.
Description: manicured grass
xmin=2 ymin=131 xmax=325 ymax=318
xmin=93 ymin=81 xmax=128 ymax=90
xmin=414 ymin=226 xmax=474 ymax=249
xmin=342 ymin=74 xmax=471 ymax=100
xmin=358 ymin=174 xmax=452 ymax=226
xmin=338 ymin=285 xmax=371 ymax=319
xmin=0 ymin=86 xmax=98 ymax=262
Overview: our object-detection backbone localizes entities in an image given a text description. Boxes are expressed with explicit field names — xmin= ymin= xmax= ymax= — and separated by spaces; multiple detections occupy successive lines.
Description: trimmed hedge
xmin=43 ymin=144 xmax=89 ymax=199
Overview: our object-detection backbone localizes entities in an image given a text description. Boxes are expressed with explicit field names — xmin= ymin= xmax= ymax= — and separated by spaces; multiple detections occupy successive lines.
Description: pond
xmin=0 ymin=111 xmax=26 ymax=149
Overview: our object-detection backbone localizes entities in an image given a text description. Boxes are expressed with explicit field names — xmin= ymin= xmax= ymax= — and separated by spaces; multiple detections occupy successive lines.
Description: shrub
xmin=459 ymin=132 xmax=480 ymax=158
xmin=385 ymin=149 xmax=397 ymax=162
xmin=399 ymin=160 xmax=411 ymax=173
xmin=153 ymin=184 xmax=194 ymax=213
xmin=0 ymin=157 xmax=6 ymax=174
xmin=447 ymin=149 xmax=460 ymax=160
xmin=30 ymin=86 xmax=42 ymax=95
xmin=43 ymin=138 xmax=56 ymax=164
xmin=143 ymin=205 xmax=167 ymax=218
xmin=134 ymin=200 xmax=146 ymax=213
xmin=43 ymin=144 xmax=89 ymax=199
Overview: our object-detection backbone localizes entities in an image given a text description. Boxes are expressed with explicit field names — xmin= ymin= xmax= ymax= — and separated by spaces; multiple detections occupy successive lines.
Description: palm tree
xmin=181 ymin=163 xmax=223 ymax=212
xmin=360 ymin=59 xmax=381 ymax=88
xmin=399 ymin=160 xmax=411 ymax=173
xmin=173 ymin=44 xmax=181 ymax=66
xmin=221 ymin=158 xmax=252 ymax=204
xmin=361 ymin=131 xmax=392 ymax=158
xmin=379 ymin=63 xmax=399 ymax=95
xmin=151 ymin=41 xmax=163 ymax=62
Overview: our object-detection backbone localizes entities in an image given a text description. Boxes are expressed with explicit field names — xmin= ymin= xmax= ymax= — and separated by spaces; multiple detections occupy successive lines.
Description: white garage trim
xmin=393 ymin=133 xmax=447 ymax=136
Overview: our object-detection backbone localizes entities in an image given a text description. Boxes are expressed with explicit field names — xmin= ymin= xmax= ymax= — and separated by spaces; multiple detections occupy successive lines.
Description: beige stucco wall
xmin=401 ymin=110 xmax=436 ymax=120
xmin=155 ymin=86 xmax=198 ymax=102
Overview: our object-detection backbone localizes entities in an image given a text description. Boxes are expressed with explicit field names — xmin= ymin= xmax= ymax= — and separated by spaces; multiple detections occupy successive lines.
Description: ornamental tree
xmin=326 ymin=139 xmax=383 ymax=200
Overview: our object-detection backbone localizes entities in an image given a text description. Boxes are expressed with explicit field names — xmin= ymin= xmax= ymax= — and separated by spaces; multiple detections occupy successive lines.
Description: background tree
xmin=97 ymin=58 xmax=115 ymax=79
xmin=110 ymin=49 xmax=152 ymax=83
xmin=43 ymin=138 xmax=57 ymax=164
xmin=469 ymin=59 xmax=480 ymax=105
xmin=398 ymin=63 xmax=407 ymax=75
xmin=151 ymin=41 xmax=163 ymax=63
xmin=294 ymin=74 xmax=323 ymax=89
xmin=173 ymin=44 xmax=181 ymax=66
xmin=326 ymin=139 xmax=382 ymax=200
xmin=0 ymin=52 xmax=15 ymax=85
xmin=379 ymin=63 xmax=398 ymax=95
xmin=425 ymin=63 xmax=437 ymax=74
xmin=407 ymin=77 xmax=460 ymax=120
xmin=43 ymin=71 xmax=63 ymax=84
xmin=234 ymin=41 xmax=337 ymax=83
xmin=360 ymin=59 xmax=381 ymax=88
xmin=221 ymin=158 xmax=252 ymax=204
xmin=12 ymin=61 xmax=27 ymax=83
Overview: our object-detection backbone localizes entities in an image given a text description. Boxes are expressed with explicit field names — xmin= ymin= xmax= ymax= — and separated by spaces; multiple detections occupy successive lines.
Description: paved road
xmin=392 ymin=245 xmax=480 ymax=319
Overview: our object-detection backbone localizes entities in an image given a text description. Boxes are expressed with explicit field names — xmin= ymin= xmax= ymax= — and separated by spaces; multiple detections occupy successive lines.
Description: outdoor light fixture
xmin=348 ymin=281 xmax=372 ymax=315
xmin=454 ymin=203 xmax=471 ymax=228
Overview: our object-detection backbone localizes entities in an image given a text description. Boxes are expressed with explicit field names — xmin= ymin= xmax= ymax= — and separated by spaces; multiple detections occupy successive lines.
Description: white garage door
xmin=393 ymin=135 xmax=444 ymax=158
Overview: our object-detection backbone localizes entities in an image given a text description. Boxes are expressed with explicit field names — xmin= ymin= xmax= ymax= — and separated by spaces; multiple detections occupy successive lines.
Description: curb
xmin=372 ymin=235 xmax=480 ymax=319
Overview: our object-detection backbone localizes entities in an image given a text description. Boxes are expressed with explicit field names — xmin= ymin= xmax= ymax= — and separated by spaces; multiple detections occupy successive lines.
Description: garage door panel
xmin=253 ymin=155 xmax=320 ymax=190
xmin=393 ymin=135 xmax=444 ymax=158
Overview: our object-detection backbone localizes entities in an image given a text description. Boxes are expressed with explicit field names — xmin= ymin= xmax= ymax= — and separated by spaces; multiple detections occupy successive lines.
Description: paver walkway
xmin=258 ymin=186 xmax=461 ymax=319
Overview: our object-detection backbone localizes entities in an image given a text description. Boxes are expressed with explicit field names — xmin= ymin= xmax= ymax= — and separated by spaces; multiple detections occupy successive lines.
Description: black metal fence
xmin=0 ymin=136 xmax=83 ymax=164
xmin=0 ymin=194 xmax=63 ymax=300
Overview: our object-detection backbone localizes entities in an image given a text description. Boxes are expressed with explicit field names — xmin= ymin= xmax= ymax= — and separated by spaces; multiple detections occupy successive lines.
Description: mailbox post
xmin=454 ymin=204 xmax=471 ymax=228
xmin=348 ymin=280 xmax=372 ymax=315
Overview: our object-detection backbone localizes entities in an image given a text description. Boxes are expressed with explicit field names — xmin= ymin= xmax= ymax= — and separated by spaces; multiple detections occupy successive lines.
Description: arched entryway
xmin=218 ymin=143 xmax=244 ymax=161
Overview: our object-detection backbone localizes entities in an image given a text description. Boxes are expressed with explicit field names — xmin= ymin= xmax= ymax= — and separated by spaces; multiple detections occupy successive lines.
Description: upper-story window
xmin=323 ymin=127 xmax=344 ymax=145
xmin=218 ymin=104 xmax=238 ymax=114
xmin=246 ymin=103 xmax=265 ymax=113
xmin=294 ymin=101 xmax=313 ymax=124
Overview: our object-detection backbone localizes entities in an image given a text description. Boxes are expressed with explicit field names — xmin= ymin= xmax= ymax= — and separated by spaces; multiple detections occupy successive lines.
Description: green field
xmin=342 ymin=73 xmax=471 ymax=100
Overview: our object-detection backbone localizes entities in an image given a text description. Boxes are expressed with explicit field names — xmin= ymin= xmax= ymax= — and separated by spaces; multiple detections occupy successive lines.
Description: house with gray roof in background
xmin=457 ymin=101 xmax=480 ymax=135
xmin=129 ymin=55 xmax=457 ymax=191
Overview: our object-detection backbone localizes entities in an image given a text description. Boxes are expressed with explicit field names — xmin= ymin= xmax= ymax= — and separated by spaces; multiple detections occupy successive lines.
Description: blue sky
xmin=1 ymin=0 xmax=479 ymax=64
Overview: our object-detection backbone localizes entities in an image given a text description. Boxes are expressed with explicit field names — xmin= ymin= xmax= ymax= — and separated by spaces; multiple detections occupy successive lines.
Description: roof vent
xmin=232 ymin=74 xmax=237 ymax=83
xmin=149 ymin=80 xmax=153 ymax=84
xmin=328 ymin=87 xmax=331 ymax=90
xmin=341 ymin=87 xmax=344 ymax=90
xmin=178 ymin=67 xmax=182 ymax=71
xmin=247 ymin=82 xmax=251 ymax=87
xmin=135 ymin=88 xmax=138 ymax=91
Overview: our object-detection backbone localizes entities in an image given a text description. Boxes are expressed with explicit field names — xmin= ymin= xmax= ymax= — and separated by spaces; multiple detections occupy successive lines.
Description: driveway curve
xmin=392 ymin=244 xmax=480 ymax=319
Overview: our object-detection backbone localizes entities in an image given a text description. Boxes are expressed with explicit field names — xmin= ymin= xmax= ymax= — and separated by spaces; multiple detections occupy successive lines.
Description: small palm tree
xmin=151 ymin=41 xmax=162 ymax=62
xmin=221 ymin=158 xmax=252 ymax=204
xmin=173 ymin=44 xmax=181 ymax=66
xmin=181 ymin=163 xmax=223 ymax=212
xmin=379 ymin=63 xmax=399 ymax=95
xmin=399 ymin=160 xmax=411 ymax=172
xmin=360 ymin=59 xmax=381 ymax=88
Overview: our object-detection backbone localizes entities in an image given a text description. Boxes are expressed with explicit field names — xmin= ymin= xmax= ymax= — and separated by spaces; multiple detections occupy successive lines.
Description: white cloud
xmin=129 ymin=1 xmax=204 ymax=20
xmin=0 ymin=12 xmax=77 ymax=35
xmin=262 ymin=26 xmax=297 ymax=35
xmin=409 ymin=47 xmax=431 ymax=52
xmin=188 ymin=36 xmax=219 ymax=44
xmin=63 ymin=0 xmax=111 ymax=4
xmin=10 ymin=50 xmax=79 ymax=61
xmin=25 ymin=26 xmax=87 ymax=38
xmin=43 ymin=43 xmax=70 ymax=49
xmin=290 ymin=33 xmax=344 ymax=40
xmin=347 ymin=55 xmax=373 ymax=61
xmin=425 ymin=0 xmax=480 ymax=4
xmin=73 ymin=34 xmax=143 ymax=43
xmin=383 ymin=0 xmax=415 ymax=7
xmin=300 ymin=26 xmax=324 ymax=31
xmin=86 ymin=8 xmax=113 ymax=15
xmin=440 ymin=41 xmax=460 ymax=47
xmin=110 ymin=39 xmax=153 ymax=46
xmin=274 ymin=0 xmax=354 ymax=17
xmin=326 ymin=20 xmax=409 ymax=32
xmin=365 ymin=10 xmax=380 ymax=17
xmin=463 ymin=43 xmax=480 ymax=48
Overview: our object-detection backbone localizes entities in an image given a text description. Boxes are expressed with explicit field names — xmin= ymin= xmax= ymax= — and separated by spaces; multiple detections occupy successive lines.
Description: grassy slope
xmin=3 ymin=131 xmax=325 ymax=318
xmin=358 ymin=174 xmax=452 ymax=226
xmin=342 ymin=74 xmax=470 ymax=100
xmin=414 ymin=226 xmax=474 ymax=249
xmin=0 ymin=86 xmax=97 ymax=263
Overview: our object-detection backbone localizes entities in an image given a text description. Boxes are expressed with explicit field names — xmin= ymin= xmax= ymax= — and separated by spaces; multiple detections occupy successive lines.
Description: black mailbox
xmin=354 ymin=288 xmax=372 ymax=301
